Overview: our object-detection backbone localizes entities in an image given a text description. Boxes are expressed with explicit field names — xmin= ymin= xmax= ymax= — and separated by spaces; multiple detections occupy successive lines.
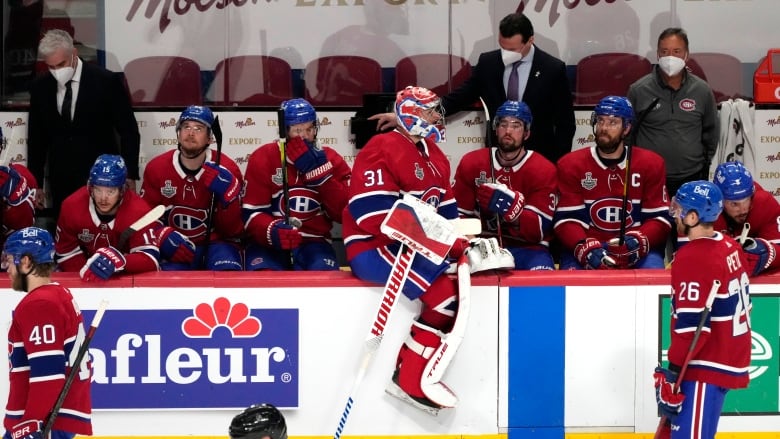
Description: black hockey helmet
xmin=229 ymin=403 xmax=287 ymax=439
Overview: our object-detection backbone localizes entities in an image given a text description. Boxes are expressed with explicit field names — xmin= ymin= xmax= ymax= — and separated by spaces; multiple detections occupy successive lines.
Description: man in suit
xmin=27 ymin=29 xmax=140 ymax=224
xmin=372 ymin=13 xmax=575 ymax=164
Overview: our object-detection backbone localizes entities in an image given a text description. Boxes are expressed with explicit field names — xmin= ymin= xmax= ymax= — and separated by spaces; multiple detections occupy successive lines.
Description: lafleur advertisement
xmin=84 ymin=297 xmax=299 ymax=409
xmin=660 ymin=295 xmax=778 ymax=414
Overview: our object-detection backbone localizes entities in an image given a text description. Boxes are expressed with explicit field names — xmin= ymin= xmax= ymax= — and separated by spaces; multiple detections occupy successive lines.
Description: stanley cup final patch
xmin=581 ymin=172 xmax=597 ymax=190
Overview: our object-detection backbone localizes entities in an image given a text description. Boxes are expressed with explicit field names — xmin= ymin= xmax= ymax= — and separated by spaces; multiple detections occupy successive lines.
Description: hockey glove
xmin=268 ymin=219 xmax=302 ymax=250
xmin=0 ymin=165 xmax=31 ymax=206
xmin=606 ymin=230 xmax=649 ymax=268
xmin=476 ymin=182 xmax=524 ymax=223
xmin=467 ymin=237 xmax=515 ymax=273
xmin=80 ymin=246 xmax=126 ymax=281
xmin=157 ymin=227 xmax=196 ymax=264
xmin=199 ymin=161 xmax=240 ymax=206
xmin=574 ymin=238 xmax=616 ymax=269
xmin=743 ymin=237 xmax=776 ymax=276
xmin=654 ymin=367 xmax=684 ymax=419
xmin=10 ymin=419 xmax=44 ymax=439
xmin=286 ymin=137 xmax=333 ymax=186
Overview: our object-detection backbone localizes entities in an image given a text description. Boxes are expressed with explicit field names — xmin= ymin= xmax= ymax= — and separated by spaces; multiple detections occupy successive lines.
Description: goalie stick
xmin=332 ymin=196 xmax=458 ymax=439
xmin=42 ymin=300 xmax=109 ymax=439
xmin=654 ymin=279 xmax=720 ymax=439
xmin=117 ymin=204 xmax=166 ymax=249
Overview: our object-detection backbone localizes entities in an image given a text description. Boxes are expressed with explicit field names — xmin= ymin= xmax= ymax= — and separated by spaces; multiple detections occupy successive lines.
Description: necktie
xmin=62 ymin=80 xmax=73 ymax=122
xmin=507 ymin=61 xmax=521 ymax=101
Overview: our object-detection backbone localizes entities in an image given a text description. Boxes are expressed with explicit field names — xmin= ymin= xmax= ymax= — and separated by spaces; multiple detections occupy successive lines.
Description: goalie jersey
xmin=343 ymin=130 xmax=458 ymax=260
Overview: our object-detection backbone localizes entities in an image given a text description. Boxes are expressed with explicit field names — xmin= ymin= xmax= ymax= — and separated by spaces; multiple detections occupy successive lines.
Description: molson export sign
xmin=83 ymin=297 xmax=299 ymax=409
xmin=660 ymin=295 xmax=778 ymax=413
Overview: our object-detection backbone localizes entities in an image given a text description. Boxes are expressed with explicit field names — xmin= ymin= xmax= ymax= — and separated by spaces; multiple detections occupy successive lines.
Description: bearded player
xmin=453 ymin=100 xmax=556 ymax=270
xmin=554 ymin=95 xmax=670 ymax=269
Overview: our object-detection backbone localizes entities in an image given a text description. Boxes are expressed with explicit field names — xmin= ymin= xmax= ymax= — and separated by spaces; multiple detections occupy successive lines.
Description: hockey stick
xmin=277 ymin=108 xmax=294 ymax=268
xmin=117 ymin=204 xmax=166 ymax=249
xmin=201 ymin=115 xmax=222 ymax=269
xmin=42 ymin=300 xmax=109 ymax=439
xmin=654 ymin=279 xmax=720 ymax=439
xmin=479 ymin=97 xmax=503 ymax=247
xmin=333 ymin=197 xmax=458 ymax=438
xmin=618 ymin=97 xmax=659 ymax=245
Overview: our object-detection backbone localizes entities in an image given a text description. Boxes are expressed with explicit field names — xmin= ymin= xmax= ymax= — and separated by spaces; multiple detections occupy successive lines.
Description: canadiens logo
xmin=589 ymin=198 xmax=633 ymax=232
xmin=679 ymin=98 xmax=696 ymax=112
xmin=414 ymin=163 xmax=424 ymax=180
xmin=419 ymin=187 xmax=442 ymax=208
xmin=581 ymin=172 xmax=597 ymax=190
xmin=160 ymin=180 xmax=177 ymax=198
xmin=78 ymin=229 xmax=95 ymax=242
xmin=276 ymin=187 xmax=322 ymax=223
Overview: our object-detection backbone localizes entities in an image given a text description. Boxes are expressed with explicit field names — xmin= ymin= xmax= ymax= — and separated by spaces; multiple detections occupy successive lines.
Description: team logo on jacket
xmin=272 ymin=168 xmax=283 ymax=186
xmin=589 ymin=198 xmax=633 ymax=232
xmin=419 ymin=187 xmax=442 ymax=208
xmin=679 ymin=98 xmax=696 ymax=112
xmin=84 ymin=297 xmax=299 ymax=409
xmin=581 ymin=172 xmax=597 ymax=190
xmin=414 ymin=163 xmax=424 ymax=180
xmin=160 ymin=180 xmax=177 ymax=198
xmin=278 ymin=187 xmax=322 ymax=222
xmin=474 ymin=171 xmax=489 ymax=186
xmin=169 ymin=206 xmax=208 ymax=239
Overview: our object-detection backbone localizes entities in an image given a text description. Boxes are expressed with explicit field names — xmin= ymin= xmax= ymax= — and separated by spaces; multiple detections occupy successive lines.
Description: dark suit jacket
xmin=442 ymin=46 xmax=575 ymax=163
xmin=27 ymin=60 xmax=140 ymax=213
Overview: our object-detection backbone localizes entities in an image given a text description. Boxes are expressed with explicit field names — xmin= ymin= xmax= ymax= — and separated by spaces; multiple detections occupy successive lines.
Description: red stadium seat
xmin=394 ymin=54 xmax=472 ymax=97
xmin=687 ymin=52 xmax=743 ymax=102
xmin=575 ymin=53 xmax=652 ymax=105
xmin=209 ymin=55 xmax=293 ymax=106
xmin=304 ymin=56 xmax=383 ymax=106
xmin=124 ymin=56 xmax=203 ymax=107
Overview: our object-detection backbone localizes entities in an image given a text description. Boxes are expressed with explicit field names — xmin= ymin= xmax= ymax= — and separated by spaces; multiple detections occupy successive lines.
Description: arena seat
xmin=209 ymin=55 xmax=293 ymax=106
xmin=575 ymin=53 xmax=652 ymax=105
xmin=304 ymin=55 xmax=383 ymax=106
xmin=394 ymin=54 xmax=472 ymax=97
xmin=124 ymin=56 xmax=203 ymax=107
xmin=687 ymin=52 xmax=743 ymax=102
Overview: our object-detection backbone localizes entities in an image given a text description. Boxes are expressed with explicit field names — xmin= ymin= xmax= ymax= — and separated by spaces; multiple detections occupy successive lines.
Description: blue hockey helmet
xmin=3 ymin=227 xmax=55 ymax=267
xmin=281 ymin=98 xmax=317 ymax=132
xmin=672 ymin=180 xmax=723 ymax=223
xmin=591 ymin=95 xmax=635 ymax=127
xmin=177 ymin=105 xmax=214 ymax=131
xmin=89 ymin=154 xmax=127 ymax=188
xmin=713 ymin=161 xmax=755 ymax=201
xmin=229 ymin=403 xmax=287 ymax=439
xmin=395 ymin=86 xmax=445 ymax=142
xmin=493 ymin=100 xmax=533 ymax=130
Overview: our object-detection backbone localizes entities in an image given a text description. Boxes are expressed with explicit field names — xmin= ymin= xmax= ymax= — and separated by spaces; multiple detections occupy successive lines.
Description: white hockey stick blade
xmin=451 ymin=217 xmax=481 ymax=236
xmin=380 ymin=196 xmax=457 ymax=265
xmin=117 ymin=204 xmax=166 ymax=248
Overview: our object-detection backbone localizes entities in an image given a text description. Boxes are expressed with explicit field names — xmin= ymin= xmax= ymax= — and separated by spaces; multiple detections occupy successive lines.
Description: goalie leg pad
xmin=468 ymin=237 xmax=515 ymax=273
xmin=386 ymin=320 xmax=456 ymax=412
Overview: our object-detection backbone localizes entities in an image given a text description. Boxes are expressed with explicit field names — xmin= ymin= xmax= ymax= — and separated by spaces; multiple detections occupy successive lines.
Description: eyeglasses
xmin=180 ymin=125 xmax=205 ymax=133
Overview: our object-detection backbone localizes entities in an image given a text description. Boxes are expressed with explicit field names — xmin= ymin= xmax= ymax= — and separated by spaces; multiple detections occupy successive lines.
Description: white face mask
xmin=658 ymin=56 xmax=686 ymax=76
xmin=501 ymin=48 xmax=524 ymax=66
xmin=49 ymin=54 xmax=76 ymax=86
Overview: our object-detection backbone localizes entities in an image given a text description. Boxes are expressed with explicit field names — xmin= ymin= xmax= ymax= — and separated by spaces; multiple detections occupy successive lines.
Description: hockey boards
xmin=333 ymin=196 xmax=459 ymax=438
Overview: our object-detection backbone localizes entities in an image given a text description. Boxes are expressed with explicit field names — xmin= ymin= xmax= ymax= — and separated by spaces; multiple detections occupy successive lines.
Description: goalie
xmin=342 ymin=86 xmax=511 ymax=414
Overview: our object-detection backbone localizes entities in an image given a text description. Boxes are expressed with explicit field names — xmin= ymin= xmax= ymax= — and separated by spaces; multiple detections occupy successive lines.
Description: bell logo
xmin=693 ymin=185 xmax=710 ymax=196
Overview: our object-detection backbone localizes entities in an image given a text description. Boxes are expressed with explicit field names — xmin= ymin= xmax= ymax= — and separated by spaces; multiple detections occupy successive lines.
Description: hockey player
xmin=55 ymin=154 xmax=192 ymax=280
xmin=3 ymin=227 xmax=92 ymax=439
xmin=229 ymin=403 xmax=287 ymax=439
xmin=243 ymin=98 xmax=351 ymax=270
xmin=0 ymin=127 xmax=37 ymax=249
xmin=655 ymin=180 xmax=751 ymax=439
xmin=707 ymin=161 xmax=779 ymax=276
xmin=554 ymin=95 xmax=670 ymax=269
xmin=343 ymin=86 xmax=481 ymax=414
xmin=141 ymin=105 xmax=243 ymax=270
xmin=453 ymin=100 xmax=556 ymax=270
